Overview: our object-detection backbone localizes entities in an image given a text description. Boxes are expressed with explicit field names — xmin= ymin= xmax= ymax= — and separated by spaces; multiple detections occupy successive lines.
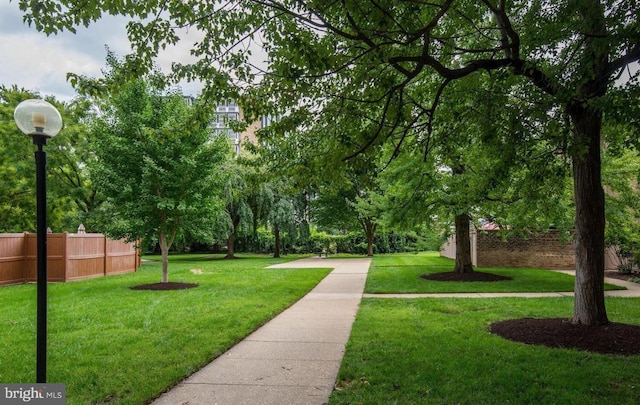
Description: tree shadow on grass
xmin=131 ymin=282 xmax=198 ymax=291
xmin=421 ymin=272 xmax=512 ymax=282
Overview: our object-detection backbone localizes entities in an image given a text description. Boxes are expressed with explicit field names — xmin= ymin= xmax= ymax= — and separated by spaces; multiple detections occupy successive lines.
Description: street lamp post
xmin=14 ymin=99 xmax=63 ymax=383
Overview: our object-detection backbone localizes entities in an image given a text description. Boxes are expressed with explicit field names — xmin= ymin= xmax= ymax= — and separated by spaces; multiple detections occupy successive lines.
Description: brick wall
xmin=476 ymin=230 xmax=575 ymax=270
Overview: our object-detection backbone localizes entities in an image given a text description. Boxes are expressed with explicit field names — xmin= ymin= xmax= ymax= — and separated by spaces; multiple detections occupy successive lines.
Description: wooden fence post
xmin=62 ymin=232 xmax=68 ymax=282
xmin=23 ymin=232 xmax=29 ymax=284
xmin=103 ymin=234 xmax=108 ymax=276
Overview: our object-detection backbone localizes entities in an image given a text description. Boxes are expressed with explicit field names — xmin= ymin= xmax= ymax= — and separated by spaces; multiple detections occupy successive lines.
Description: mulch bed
xmin=131 ymin=282 xmax=199 ymax=291
xmin=421 ymin=271 xmax=512 ymax=282
xmin=490 ymin=318 xmax=640 ymax=355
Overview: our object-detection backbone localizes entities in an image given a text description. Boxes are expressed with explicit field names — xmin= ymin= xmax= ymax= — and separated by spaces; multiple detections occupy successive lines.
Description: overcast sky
xmin=0 ymin=2 xmax=204 ymax=101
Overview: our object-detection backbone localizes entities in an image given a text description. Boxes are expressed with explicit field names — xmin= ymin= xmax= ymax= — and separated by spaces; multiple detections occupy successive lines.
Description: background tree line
xmin=0 ymin=78 xmax=442 ymax=262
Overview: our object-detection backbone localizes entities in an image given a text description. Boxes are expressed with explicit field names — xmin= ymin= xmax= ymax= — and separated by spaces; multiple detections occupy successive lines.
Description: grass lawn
xmin=330 ymin=297 xmax=640 ymax=405
xmin=0 ymin=253 xmax=330 ymax=404
xmin=366 ymin=252 xmax=625 ymax=293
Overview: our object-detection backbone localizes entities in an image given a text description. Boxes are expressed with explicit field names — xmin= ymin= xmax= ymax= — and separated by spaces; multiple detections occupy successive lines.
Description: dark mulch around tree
xmin=421 ymin=271 xmax=512 ymax=282
xmin=131 ymin=282 xmax=199 ymax=291
xmin=490 ymin=318 xmax=640 ymax=355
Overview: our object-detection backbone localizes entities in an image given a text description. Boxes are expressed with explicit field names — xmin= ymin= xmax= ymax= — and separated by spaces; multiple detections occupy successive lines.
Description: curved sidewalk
xmin=152 ymin=257 xmax=371 ymax=405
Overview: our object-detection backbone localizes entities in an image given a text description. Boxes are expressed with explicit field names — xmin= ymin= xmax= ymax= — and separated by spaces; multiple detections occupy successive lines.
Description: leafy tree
xmin=351 ymin=189 xmax=385 ymax=257
xmin=243 ymin=159 xmax=272 ymax=253
xmin=268 ymin=191 xmax=295 ymax=258
xmin=288 ymin=190 xmax=313 ymax=253
xmin=253 ymin=0 xmax=639 ymax=326
xmin=375 ymin=72 xmax=574 ymax=273
xmin=0 ymin=86 xmax=39 ymax=232
xmin=254 ymin=89 xmax=390 ymax=257
xmin=313 ymin=179 xmax=384 ymax=257
xmin=20 ymin=0 xmax=640 ymax=325
xmin=247 ymin=157 xmax=309 ymax=257
xmin=214 ymin=159 xmax=253 ymax=259
xmin=238 ymin=154 xmax=298 ymax=257
xmin=0 ymin=86 xmax=91 ymax=233
xmin=46 ymin=97 xmax=107 ymax=232
xmin=90 ymin=76 xmax=229 ymax=282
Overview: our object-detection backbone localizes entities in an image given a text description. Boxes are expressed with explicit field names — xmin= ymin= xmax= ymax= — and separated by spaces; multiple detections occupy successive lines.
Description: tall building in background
xmin=183 ymin=96 xmax=263 ymax=154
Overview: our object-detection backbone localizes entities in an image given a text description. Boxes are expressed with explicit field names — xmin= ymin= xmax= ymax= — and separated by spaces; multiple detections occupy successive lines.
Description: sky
xmin=0 ymin=2 xmax=204 ymax=101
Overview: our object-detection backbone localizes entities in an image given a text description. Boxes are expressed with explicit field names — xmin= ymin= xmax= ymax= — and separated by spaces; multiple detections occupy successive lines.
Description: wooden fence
xmin=0 ymin=233 xmax=140 ymax=286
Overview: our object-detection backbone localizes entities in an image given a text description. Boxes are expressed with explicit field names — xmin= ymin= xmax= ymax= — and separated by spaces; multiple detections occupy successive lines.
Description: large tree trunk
xmin=454 ymin=213 xmax=474 ymax=273
xmin=273 ymin=224 xmax=281 ymax=258
xmin=159 ymin=231 xmax=169 ymax=283
xmin=569 ymin=105 xmax=608 ymax=325
xmin=366 ymin=232 xmax=374 ymax=257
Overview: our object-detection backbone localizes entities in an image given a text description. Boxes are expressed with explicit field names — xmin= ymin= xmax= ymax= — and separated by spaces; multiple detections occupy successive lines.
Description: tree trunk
xmin=454 ymin=213 xmax=474 ymax=273
xmin=225 ymin=231 xmax=236 ymax=259
xmin=159 ymin=231 xmax=169 ymax=283
xmin=569 ymin=105 xmax=608 ymax=325
xmin=364 ymin=220 xmax=376 ymax=257
xmin=225 ymin=212 xmax=240 ymax=259
xmin=273 ymin=224 xmax=281 ymax=258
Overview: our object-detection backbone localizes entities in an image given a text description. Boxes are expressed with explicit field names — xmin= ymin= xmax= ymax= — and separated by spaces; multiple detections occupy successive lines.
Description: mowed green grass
xmin=0 ymin=254 xmax=330 ymax=404
xmin=365 ymin=252 xmax=624 ymax=293
xmin=330 ymin=297 xmax=640 ymax=405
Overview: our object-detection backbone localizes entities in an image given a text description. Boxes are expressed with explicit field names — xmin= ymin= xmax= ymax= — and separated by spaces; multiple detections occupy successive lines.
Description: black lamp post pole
xmin=15 ymin=99 xmax=61 ymax=385
xmin=34 ymin=133 xmax=48 ymax=383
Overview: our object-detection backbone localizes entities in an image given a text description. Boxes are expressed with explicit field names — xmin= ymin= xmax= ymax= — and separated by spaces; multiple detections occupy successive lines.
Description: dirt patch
xmin=131 ymin=282 xmax=199 ymax=291
xmin=421 ymin=271 xmax=512 ymax=282
xmin=490 ymin=318 xmax=640 ymax=355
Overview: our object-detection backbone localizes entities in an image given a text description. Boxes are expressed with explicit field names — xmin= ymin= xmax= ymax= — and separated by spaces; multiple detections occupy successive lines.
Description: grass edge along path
xmin=0 ymin=254 xmax=330 ymax=405
xmin=330 ymin=297 xmax=640 ymax=405
xmin=365 ymin=252 xmax=625 ymax=294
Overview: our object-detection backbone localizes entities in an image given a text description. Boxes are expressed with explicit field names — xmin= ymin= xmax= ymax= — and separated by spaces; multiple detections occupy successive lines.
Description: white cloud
xmin=0 ymin=3 xmax=271 ymax=101
xmin=0 ymin=2 xmax=206 ymax=100
xmin=0 ymin=2 xmax=132 ymax=100
xmin=0 ymin=32 xmax=102 ymax=97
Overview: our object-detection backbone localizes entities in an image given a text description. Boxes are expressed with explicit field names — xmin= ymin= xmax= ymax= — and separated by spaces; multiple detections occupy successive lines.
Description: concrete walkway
xmin=152 ymin=257 xmax=371 ymax=405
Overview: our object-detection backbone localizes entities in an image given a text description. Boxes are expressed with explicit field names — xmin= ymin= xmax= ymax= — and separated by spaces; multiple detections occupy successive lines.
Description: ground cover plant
xmin=365 ymin=252 xmax=624 ymax=294
xmin=0 ymin=254 xmax=329 ymax=404
xmin=330 ymin=297 xmax=640 ymax=405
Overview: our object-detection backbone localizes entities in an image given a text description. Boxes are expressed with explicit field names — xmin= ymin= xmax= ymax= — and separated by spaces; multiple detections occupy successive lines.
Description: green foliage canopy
xmin=90 ymin=76 xmax=229 ymax=249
